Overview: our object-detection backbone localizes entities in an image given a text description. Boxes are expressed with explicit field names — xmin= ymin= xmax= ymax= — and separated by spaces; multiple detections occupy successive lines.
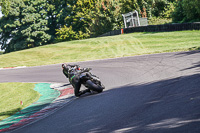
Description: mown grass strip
xmin=0 ymin=83 xmax=40 ymax=121
xmin=0 ymin=30 xmax=199 ymax=68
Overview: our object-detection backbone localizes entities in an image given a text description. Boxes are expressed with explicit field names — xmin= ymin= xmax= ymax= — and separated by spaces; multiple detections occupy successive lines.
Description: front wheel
xmin=86 ymin=80 xmax=104 ymax=93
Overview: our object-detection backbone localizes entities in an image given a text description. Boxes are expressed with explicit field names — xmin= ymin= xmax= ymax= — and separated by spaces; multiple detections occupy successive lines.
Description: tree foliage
xmin=46 ymin=0 xmax=75 ymax=40
xmin=172 ymin=0 xmax=200 ymax=22
xmin=0 ymin=0 xmax=199 ymax=53
xmin=56 ymin=0 xmax=122 ymax=42
xmin=0 ymin=0 xmax=11 ymax=16
xmin=55 ymin=25 xmax=89 ymax=42
xmin=56 ymin=0 xmax=176 ymax=41
xmin=0 ymin=0 xmax=51 ymax=53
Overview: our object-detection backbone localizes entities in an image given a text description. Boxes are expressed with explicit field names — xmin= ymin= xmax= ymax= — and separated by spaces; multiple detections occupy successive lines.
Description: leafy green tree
xmin=160 ymin=2 xmax=175 ymax=18
xmin=0 ymin=0 xmax=51 ymax=53
xmin=172 ymin=0 xmax=200 ymax=22
xmin=55 ymin=0 xmax=93 ymax=42
xmin=150 ymin=0 xmax=168 ymax=17
xmin=56 ymin=0 xmax=122 ymax=40
xmin=181 ymin=0 xmax=200 ymax=22
xmin=119 ymin=0 xmax=140 ymax=14
xmin=89 ymin=0 xmax=122 ymax=36
xmin=0 ymin=0 xmax=11 ymax=16
xmin=46 ymin=0 xmax=76 ymax=41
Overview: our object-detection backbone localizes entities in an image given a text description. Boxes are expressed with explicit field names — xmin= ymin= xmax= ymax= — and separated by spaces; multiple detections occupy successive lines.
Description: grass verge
xmin=0 ymin=30 xmax=200 ymax=68
xmin=0 ymin=83 xmax=40 ymax=121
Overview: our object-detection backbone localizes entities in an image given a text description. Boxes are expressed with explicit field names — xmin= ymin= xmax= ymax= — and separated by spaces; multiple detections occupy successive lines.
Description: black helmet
xmin=62 ymin=63 xmax=69 ymax=77
xmin=62 ymin=63 xmax=70 ymax=72
xmin=62 ymin=63 xmax=66 ymax=69
xmin=62 ymin=63 xmax=70 ymax=70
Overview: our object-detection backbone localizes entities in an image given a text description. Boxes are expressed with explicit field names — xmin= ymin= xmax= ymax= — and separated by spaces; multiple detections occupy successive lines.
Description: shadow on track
xmin=68 ymin=74 xmax=200 ymax=133
xmin=0 ymin=96 xmax=75 ymax=132
xmin=175 ymin=50 xmax=200 ymax=72
xmin=175 ymin=50 xmax=200 ymax=56
xmin=181 ymin=61 xmax=200 ymax=72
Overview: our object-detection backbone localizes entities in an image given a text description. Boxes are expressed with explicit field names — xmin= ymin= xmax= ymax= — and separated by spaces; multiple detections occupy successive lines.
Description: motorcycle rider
xmin=62 ymin=63 xmax=91 ymax=97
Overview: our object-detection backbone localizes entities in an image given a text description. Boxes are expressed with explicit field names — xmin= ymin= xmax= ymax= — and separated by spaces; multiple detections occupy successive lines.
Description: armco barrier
xmin=98 ymin=22 xmax=200 ymax=37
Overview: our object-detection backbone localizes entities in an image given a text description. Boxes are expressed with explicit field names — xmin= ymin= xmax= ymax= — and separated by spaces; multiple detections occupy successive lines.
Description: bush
xmin=148 ymin=17 xmax=172 ymax=25
xmin=55 ymin=26 xmax=90 ymax=42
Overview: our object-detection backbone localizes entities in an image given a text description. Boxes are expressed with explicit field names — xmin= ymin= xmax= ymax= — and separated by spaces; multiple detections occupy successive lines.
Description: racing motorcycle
xmin=62 ymin=64 xmax=105 ymax=95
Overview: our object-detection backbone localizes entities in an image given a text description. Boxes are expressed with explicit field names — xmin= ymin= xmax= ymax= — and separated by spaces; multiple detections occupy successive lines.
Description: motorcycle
xmin=62 ymin=64 xmax=105 ymax=96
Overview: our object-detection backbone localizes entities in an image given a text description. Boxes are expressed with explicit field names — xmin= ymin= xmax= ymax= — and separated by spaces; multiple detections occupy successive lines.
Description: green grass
xmin=0 ymin=83 xmax=40 ymax=120
xmin=0 ymin=30 xmax=200 ymax=68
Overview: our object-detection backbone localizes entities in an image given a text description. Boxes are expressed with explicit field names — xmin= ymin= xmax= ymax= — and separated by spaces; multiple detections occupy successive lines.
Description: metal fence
xmin=98 ymin=22 xmax=200 ymax=37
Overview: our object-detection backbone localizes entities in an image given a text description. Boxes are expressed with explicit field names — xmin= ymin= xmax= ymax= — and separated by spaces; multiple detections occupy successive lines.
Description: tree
xmin=0 ymin=0 xmax=51 ymax=53
xmin=46 ymin=0 xmax=76 ymax=41
xmin=86 ymin=0 xmax=122 ymax=36
xmin=181 ymin=0 xmax=200 ymax=21
xmin=119 ymin=0 xmax=140 ymax=14
xmin=56 ymin=0 xmax=122 ymax=40
xmin=0 ymin=0 xmax=11 ymax=16
xmin=172 ymin=0 xmax=200 ymax=22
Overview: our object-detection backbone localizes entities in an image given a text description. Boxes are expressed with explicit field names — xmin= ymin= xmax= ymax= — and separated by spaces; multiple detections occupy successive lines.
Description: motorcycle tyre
xmin=86 ymin=80 xmax=104 ymax=93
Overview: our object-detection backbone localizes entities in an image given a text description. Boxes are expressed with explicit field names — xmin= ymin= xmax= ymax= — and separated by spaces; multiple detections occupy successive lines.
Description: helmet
xmin=62 ymin=63 xmax=67 ymax=69
xmin=62 ymin=63 xmax=65 ymax=68
xmin=62 ymin=63 xmax=69 ymax=77
xmin=62 ymin=63 xmax=70 ymax=72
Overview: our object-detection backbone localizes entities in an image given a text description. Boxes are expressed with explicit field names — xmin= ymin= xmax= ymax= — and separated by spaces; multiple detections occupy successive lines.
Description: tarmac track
xmin=0 ymin=51 xmax=200 ymax=133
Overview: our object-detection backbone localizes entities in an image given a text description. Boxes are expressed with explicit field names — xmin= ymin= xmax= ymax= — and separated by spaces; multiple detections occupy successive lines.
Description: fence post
xmin=121 ymin=29 xmax=124 ymax=34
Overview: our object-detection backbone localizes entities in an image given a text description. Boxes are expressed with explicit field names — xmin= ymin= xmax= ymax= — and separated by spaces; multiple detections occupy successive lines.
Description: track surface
xmin=0 ymin=51 xmax=200 ymax=133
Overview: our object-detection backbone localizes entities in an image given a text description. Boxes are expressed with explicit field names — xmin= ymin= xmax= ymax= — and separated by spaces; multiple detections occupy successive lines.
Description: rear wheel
xmin=86 ymin=80 xmax=104 ymax=93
